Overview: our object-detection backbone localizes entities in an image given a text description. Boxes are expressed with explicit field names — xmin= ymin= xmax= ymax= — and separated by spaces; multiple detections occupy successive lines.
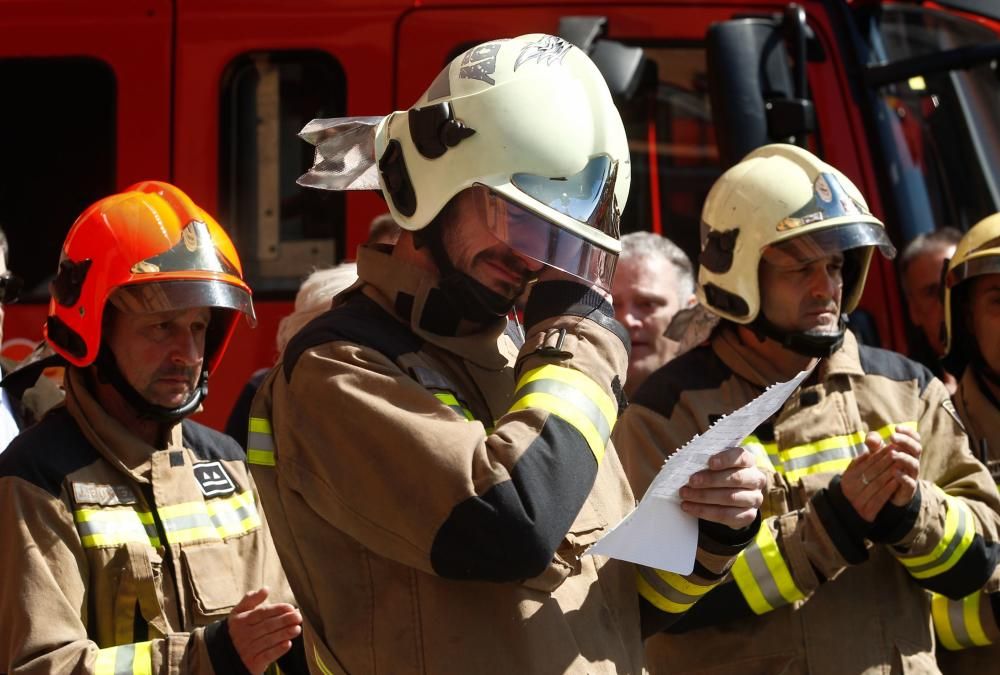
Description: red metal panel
xmin=174 ymin=0 xmax=405 ymax=428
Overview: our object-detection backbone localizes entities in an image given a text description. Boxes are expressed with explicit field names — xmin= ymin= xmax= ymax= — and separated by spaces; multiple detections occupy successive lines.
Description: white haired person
xmin=611 ymin=231 xmax=696 ymax=397
xmin=224 ymin=262 xmax=358 ymax=448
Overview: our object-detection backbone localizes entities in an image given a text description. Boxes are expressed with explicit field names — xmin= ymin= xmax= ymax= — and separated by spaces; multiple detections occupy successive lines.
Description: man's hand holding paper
xmin=679 ymin=447 xmax=766 ymax=529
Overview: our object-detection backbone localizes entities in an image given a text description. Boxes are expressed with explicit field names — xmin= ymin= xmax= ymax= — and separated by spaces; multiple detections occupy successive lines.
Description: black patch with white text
xmin=193 ymin=461 xmax=236 ymax=497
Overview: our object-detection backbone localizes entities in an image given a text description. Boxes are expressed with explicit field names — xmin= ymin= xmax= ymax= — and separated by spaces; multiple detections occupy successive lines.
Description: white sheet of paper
xmin=588 ymin=365 xmax=815 ymax=573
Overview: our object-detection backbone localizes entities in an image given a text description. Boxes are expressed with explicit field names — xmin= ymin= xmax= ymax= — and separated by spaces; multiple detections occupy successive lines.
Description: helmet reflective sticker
xmin=511 ymin=155 xmax=620 ymax=243
xmin=130 ymin=220 xmax=241 ymax=277
xmin=762 ymin=222 xmax=897 ymax=267
xmin=777 ymin=173 xmax=872 ymax=232
xmin=466 ymin=185 xmax=618 ymax=289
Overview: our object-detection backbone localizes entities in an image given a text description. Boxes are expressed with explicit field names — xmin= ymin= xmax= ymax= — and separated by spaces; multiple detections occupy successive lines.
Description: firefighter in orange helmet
xmin=0 ymin=182 xmax=306 ymax=674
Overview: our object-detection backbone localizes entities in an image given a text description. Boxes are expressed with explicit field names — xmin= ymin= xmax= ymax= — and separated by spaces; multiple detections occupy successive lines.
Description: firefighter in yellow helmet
xmin=0 ymin=182 xmax=307 ymax=674
xmin=248 ymin=34 xmax=765 ymax=675
xmin=931 ymin=213 xmax=1000 ymax=673
xmin=613 ymin=144 xmax=1000 ymax=674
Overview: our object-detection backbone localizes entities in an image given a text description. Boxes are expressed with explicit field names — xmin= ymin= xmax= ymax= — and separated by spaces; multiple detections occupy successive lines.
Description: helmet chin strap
xmin=751 ymin=313 xmax=847 ymax=358
xmin=95 ymin=345 xmax=208 ymax=425
xmin=416 ymin=223 xmax=516 ymax=324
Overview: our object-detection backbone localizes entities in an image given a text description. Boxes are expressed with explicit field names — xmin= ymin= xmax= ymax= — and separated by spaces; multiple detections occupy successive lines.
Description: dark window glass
xmin=220 ymin=51 xmax=346 ymax=294
xmin=875 ymin=7 xmax=1000 ymax=238
xmin=619 ymin=45 xmax=720 ymax=265
xmin=0 ymin=58 xmax=116 ymax=300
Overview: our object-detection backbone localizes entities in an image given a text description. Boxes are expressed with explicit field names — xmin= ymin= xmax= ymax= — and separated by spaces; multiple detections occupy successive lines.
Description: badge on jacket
xmin=193 ymin=461 xmax=236 ymax=497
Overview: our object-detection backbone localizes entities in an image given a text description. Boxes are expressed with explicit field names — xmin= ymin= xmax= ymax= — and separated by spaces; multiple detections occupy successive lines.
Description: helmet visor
xmin=464 ymin=185 xmax=618 ymax=289
xmin=762 ymin=222 xmax=897 ymax=267
xmin=946 ymin=251 xmax=1000 ymax=288
xmin=110 ymin=280 xmax=257 ymax=327
xmin=511 ymin=155 xmax=620 ymax=242
xmin=130 ymin=220 xmax=241 ymax=277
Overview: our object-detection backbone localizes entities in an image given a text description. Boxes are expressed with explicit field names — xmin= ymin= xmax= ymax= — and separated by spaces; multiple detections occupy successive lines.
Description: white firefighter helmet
xmin=697 ymin=144 xmax=895 ymax=331
xmin=943 ymin=212 xmax=1000 ymax=362
xmin=373 ymin=33 xmax=630 ymax=289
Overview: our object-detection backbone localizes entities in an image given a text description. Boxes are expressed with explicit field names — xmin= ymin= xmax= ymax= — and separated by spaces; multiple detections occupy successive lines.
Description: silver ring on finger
xmin=861 ymin=472 xmax=870 ymax=486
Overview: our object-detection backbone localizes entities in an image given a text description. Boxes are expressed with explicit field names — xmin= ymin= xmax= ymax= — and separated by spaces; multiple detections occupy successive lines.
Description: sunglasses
xmin=0 ymin=272 xmax=23 ymax=304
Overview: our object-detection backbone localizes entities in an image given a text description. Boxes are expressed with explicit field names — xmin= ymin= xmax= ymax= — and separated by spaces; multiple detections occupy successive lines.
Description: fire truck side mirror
xmin=706 ymin=5 xmax=824 ymax=168
xmin=559 ymin=15 xmax=650 ymax=101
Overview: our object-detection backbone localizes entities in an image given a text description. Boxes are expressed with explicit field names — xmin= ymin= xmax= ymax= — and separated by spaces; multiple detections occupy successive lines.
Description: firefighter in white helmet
xmin=614 ymin=144 xmax=1000 ymax=674
xmin=249 ymin=34 xmax=765 ymax=675
xmin=932 ymin=213 xmax=1000 ymax=673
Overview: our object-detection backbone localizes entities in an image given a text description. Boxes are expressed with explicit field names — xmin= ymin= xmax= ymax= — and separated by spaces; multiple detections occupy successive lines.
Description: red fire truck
xmin=1 ymin=0 xmax=998 ymax=429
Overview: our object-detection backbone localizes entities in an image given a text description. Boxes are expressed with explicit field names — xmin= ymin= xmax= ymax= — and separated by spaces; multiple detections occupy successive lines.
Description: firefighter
xmin=248 ymin=34 xmax=765 ymax=675
xmin=0 ymin=182 xmax=306 ymax=674
xmin=932 ymin=213 xmax=1000 ymax=672
xmin=613 ymin=144 xmax=1000 ymax=675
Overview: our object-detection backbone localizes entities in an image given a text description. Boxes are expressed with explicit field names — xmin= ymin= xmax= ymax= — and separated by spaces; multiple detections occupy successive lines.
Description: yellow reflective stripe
xmin=741 ymin=437 xmax=777 ymax=471
xmin=636 ymin=568 xmax=717 ymax=613
xmin=75 ymin=508 xmax=160 ymax=548
xmin=779 ymin=430 xmax=866 ymax=461
xmin=95 ymin=645 xmax=117 ymax=675
xmin=313 ymin=645 xmax=336 ymax=675
xmin=897 ymin=489 xmax=975 ymax=578
xmin=133 ymin=641 xmax=153 ymax=675
xmin=745 ymin=421 xmax=915 ymax=479
xmin=517 ymin=365 xmax=618 ymax=426
xmin=932 ymin=591 xmax=993 ymax=650
xmin=783 ymin=456 xmax=854 ymax=483
xmin=157 ymin=500 xmax=218 ymax=544
xmin=731 ymin=519 xmax=805 ymax=615
xmin=433 ymin=392 xmax=475 ymax=421
xmin=249 ymin=417 xmax=272 ymax=434
xmin=205 ymin=490 xmax=262 ymax=538
xmin=248 ymin=449 xmax=275 ymax=466
xmin=157 ymin=491 xmax=261 ymax=544
xmin=511 ymin=365 xmax=617 ymax=463
xmin=248 ymin=417 xmax=275 ymax=466
xmin=94 ymin=642 xmax=152 ymax=675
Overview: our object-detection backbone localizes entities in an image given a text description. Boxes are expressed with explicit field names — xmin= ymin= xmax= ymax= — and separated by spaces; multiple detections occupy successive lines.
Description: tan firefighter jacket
xmin=934 ymin=368 xmax=1000 ymax=674
xmin=248 ymin=245 xmax=758 ymax=675
xmin=613 ymin=326 xmax=1000 ymax=675
xmin=0 ymin=367 xmax=298 ymax=674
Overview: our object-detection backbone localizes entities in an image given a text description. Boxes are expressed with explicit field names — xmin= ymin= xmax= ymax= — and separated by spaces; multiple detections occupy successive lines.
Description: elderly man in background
xmin=611 ymin=231 xmax=696 ymax=397
xmin=899 ymin=227 xmax=961 ymax=389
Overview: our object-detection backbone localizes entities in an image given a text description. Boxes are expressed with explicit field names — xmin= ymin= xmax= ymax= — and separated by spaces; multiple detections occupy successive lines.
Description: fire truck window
xmin=0 ymin=58 xmax=116 ymax=301
xmin=220 ymin=51 xmax=346 ymax=294
xmin=618 ymin=46 xmax=719 ymax=266
xmin=877 ymin=7 xmax=1000 ymax=238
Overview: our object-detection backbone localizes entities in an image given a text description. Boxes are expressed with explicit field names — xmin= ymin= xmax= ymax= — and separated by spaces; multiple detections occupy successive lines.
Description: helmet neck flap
xmin=750 ymin=312 xmax=846 ymax=358
xmin=415 ymin=219 xmax=515 ymax=324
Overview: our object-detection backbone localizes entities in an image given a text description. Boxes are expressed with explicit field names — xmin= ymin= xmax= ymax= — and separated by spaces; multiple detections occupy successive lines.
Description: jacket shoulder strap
xmin=0 ymin=406 xmax=98 ymax=497
xmin=282 ymin=292 xmax=423 ymax=382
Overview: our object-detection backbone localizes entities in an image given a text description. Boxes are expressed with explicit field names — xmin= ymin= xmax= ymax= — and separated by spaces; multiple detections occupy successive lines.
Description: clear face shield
xmin=470 ymin=155 xmax=621 ymax=289
xmin=761 ymin=222 xmax=897 ymax=269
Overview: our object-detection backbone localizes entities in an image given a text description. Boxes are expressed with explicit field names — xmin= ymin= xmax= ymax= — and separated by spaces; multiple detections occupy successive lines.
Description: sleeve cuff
xmin=204 ymin=619 xmax=252 ymax=675
xmin=523 ymin=280 xmax=629 ymax=350
xmin=810 ymin=477 xmax=870 ymax=565
xmin=870 ymin=484 xmax=921 ymax=544
xmin=698 ymin=511 xmax=761 ymax=552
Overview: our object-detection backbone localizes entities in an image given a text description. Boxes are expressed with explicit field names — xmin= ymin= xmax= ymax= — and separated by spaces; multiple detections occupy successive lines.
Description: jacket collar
xmin=713 ymin=324 xmax=863 ymax=389
xmin=354 ymin=244 xmax=510 ymax=369
xmin=64 ymin=367 xmax=185 ymax=483
xmin=957 ymin=367 xmax=1000 ymax=454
